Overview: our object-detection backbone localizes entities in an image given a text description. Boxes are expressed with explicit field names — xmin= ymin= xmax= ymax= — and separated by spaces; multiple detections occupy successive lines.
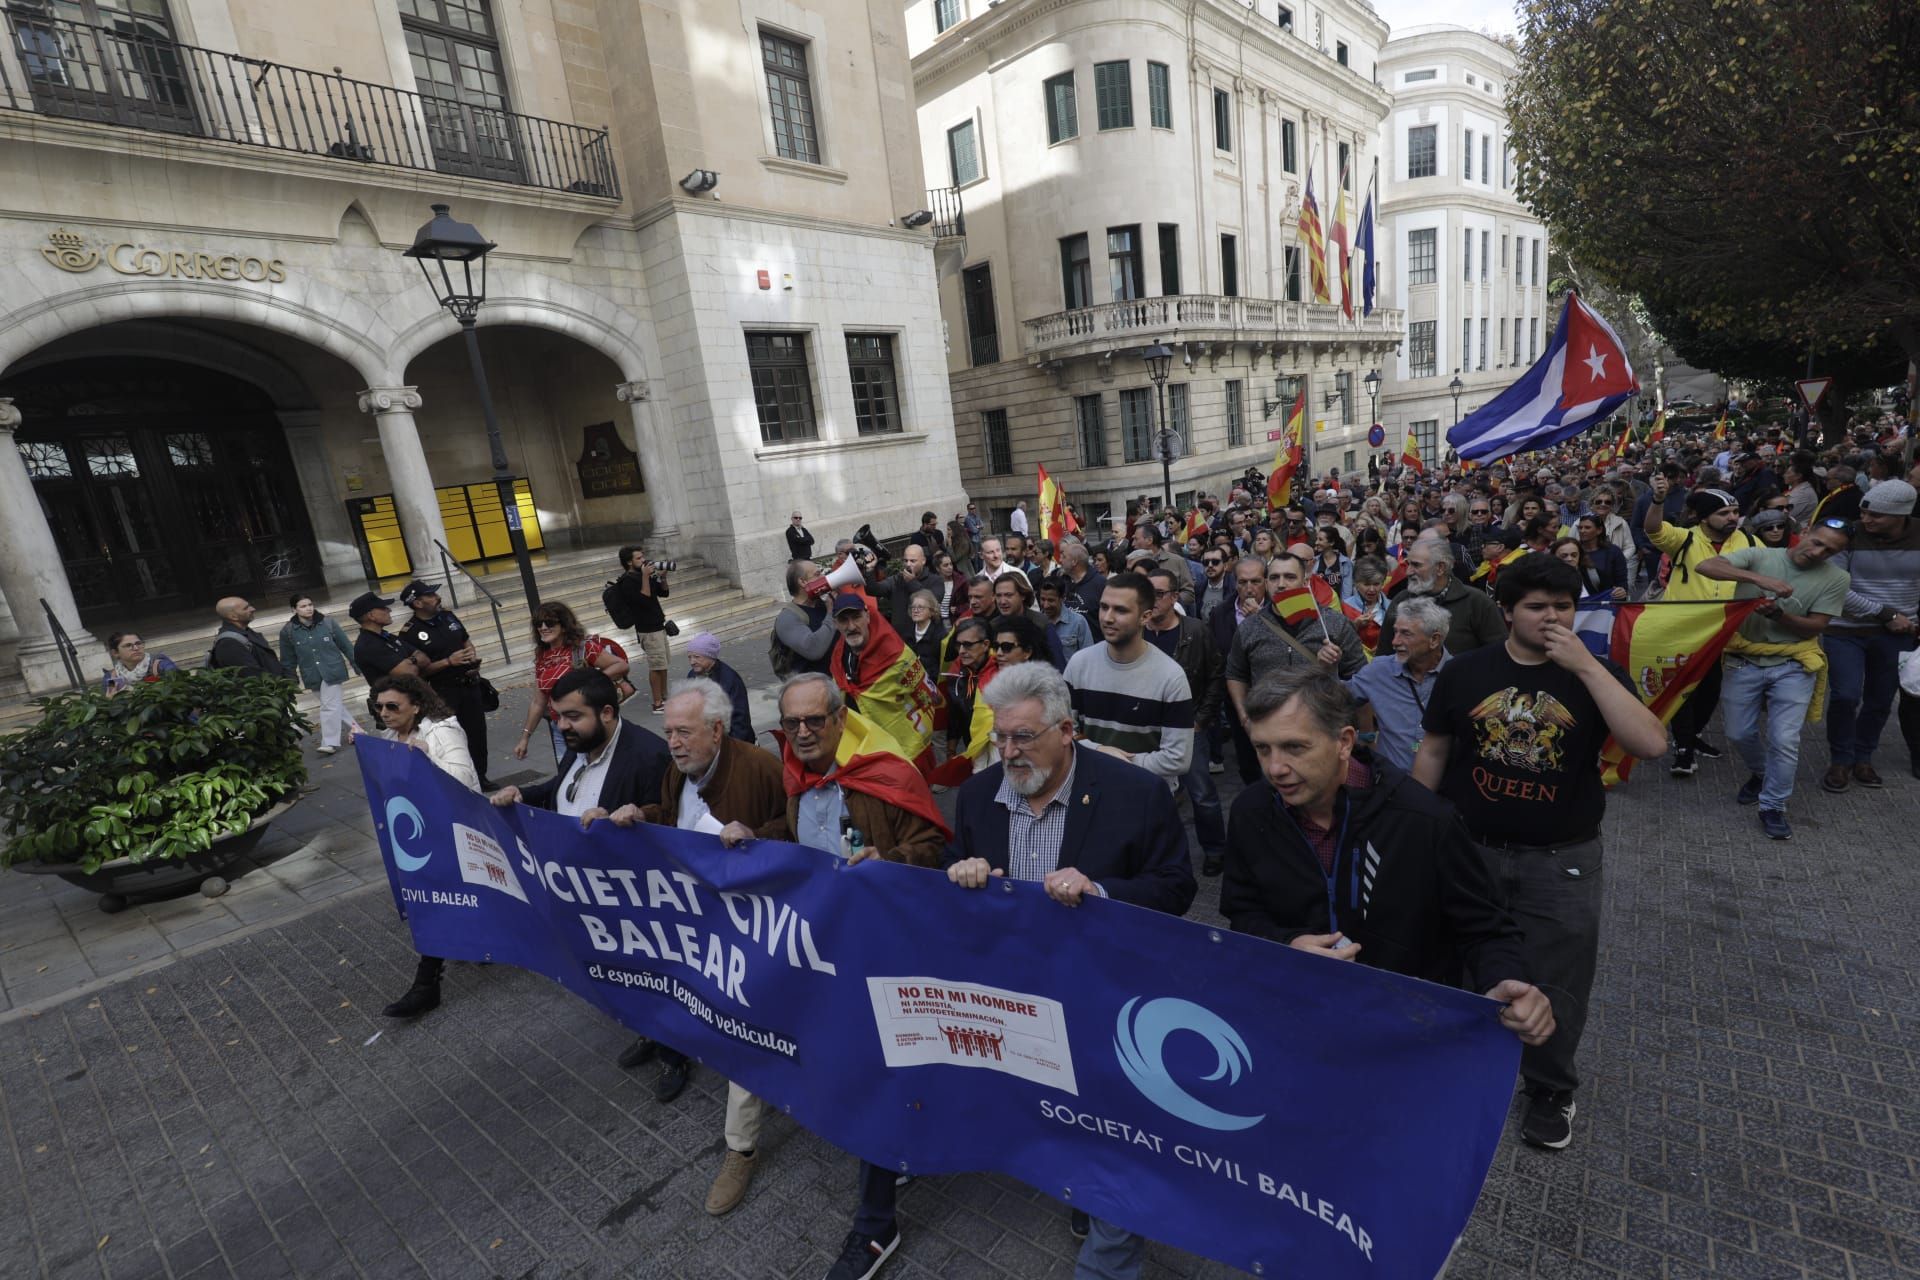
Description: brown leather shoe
xmin=1822 ymin=765 xmax=1851 ymax=793
xmin=1852 ymin=763 xmax=1884 ymax=789
xmin=705 ymin=1149 xmax=756 ymax=1216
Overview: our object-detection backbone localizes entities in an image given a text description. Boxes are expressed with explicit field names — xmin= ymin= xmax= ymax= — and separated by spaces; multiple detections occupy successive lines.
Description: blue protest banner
xmin=357 ymin=738 xmax=1517 ymax=1277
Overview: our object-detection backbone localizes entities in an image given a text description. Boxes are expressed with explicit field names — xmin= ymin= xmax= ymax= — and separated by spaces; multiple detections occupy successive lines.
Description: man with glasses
xmin=1196 ymin=549 xmax=1233 ymax=618
xmin=936 ymin=661 xmax=1194 ymax=1272
xmin=1696 ymin=520 xmax=1853 ymax=839
xmin=786 ymin=510 xmax=815 ymax=563
xmin=1143 ymin=568 xmax=1227 ymax=875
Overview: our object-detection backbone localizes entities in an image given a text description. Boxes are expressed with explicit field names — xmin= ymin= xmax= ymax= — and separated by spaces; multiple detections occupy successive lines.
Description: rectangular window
xmin=1338 ymin=141 xmax=1351 ymax=188
xmin=1158 ymin=223 xmax=1181 ymax=296
xmin=962 ymin=263 xmax=999 ymax=365
xmin=1411 ymin=419 xmax=1438 ymax=465
xmin=1481 ymin=134 xmax=1490 ymax=185
xmin=1463 ymin=128 xmax=1472 ymax=181
xmin=1500 ymin=234 xmax=1509 ymax=271
xmin=1284 ymin=246 xmax=1303 ymax=301
xmin=982 ymin=409 xmax=1012 ymax=476
xmin=1121 ymin=388 xmax=1154 ymax=463
xmin=747 ymin=331 xmax=817 ymax=444
xmin=946 ymin=120 xmax=979 ymax=186
xmin=1335 ymin=371 xmax=1353 ymax=424
xmin=1462 ymin=319 xmax=1472 ymax=367
xmin=1045 ymin=72 xmax=1078 ymax=144
xmin=1336 ymin=41 xmax=1349 ymax=67
xmin=1168 ymin=383 xmax=1189 ymax=446
xmin=1463 ymin=229 xmax=1472 ymax=281
xmin=1212 ymin=87 xmax=1232 ymax=152
xmin=1404 ymin=68 xmax=1436 ymax=83
xmin=1478 ymin=318 xmax=1488 ymax=371
xmin=1219 ymin=233 xmax=1238 ymax=297
xmin=1076 ymin=394 xmax=1107 ymax=467
xmin=1502 ymin=146 xmax=1512 ymax=189
xmin=1060 ymin=233 xmax=1092 ymax=309
xmin=1407 ymin=228 xmax=1436 ymax=284
xmin=1276 ymin=4 xmax=1293 ymax=31
xmin=1480 ymin=230 xmax=1489 ymax=281
xmin=1281 ymin=118 xmax=1298 ymax=172
xmin=934 ymin=0 xmax=960 ymax=32
xmin=1513 ymin=317 xmax=1524 ymax=362
xmin=1147 ymin=61 xmax=1172 ymax=128
xmin=1408 ymin=320 xmax=1436 ymax=377
xmin=846 ymin=333 xmax=902 ymax=436
xmin=1226 ymin=380 xmax=1244 ymax=447
xmin=1530 ymin=318 xmax=1539 ymax=361
xmin=1531 ymin=238 xmax=1541 ymax=286
xmin=1407 ymin=124 xmax=1436 ymax=178
xmin=1108 ymin=224 xmax=1143 ymax=301
xmin=1094 ymin=60 xmax=1133 ymax=130
xmin=761 ymin=31 xmax=820 ymax=165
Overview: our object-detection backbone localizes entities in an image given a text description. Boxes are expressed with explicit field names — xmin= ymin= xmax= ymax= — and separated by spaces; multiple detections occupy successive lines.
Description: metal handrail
xmin=435 ymin=540 xmax=511 ymax=663
xmin=37 ymin=597 xmax=83 ymax=691
xmin=0 ymin=7 xmax=619 ymax=198
xmin=927 ymin=185 xmax=965 ymax=238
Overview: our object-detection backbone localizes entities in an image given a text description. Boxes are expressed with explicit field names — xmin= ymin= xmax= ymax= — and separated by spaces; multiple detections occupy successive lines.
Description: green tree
xmin=1509 ymin=0 xmax=1920 ymax=378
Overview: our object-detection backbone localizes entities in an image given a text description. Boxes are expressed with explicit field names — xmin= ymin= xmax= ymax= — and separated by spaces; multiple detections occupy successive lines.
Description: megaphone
xmin=805 ymin=556 xmax=867 ymax=598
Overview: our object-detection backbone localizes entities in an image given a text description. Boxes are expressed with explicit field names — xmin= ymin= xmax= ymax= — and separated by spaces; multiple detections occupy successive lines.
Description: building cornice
xmin=622 ymin=196 xmax=937 ymax=247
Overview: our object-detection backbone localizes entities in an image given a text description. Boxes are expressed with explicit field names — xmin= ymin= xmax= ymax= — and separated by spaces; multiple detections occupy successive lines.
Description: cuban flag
xmin=1447 ymin=294 xmax=1640 ymax=463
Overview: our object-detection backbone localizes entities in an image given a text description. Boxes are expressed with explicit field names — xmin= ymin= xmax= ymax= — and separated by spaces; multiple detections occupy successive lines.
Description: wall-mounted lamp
xmin=679 ymin=169 xmax=720 ymax=195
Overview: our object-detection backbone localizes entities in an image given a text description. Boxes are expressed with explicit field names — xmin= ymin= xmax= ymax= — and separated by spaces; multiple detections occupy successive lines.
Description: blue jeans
xmin=1075 ymin=1218 xmax=1144 ymax=1279
xmin=1723 ymin=658 xmax=1816 ymax=813
xmin=1179 ymin=730 xmax=1226 ymax=857
xmin=1823 ymin=631 xmax=1915 ymax=767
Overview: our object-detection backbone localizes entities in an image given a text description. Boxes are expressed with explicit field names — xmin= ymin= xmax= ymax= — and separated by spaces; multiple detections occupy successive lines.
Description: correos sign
xmin=40 ymin=228 xmax=287 ymax=283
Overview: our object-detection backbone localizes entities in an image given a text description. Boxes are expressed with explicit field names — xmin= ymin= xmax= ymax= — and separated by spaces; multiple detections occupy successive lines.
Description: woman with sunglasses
xmin=1748 ymin=506 xmax=1795 ymax=548
xmin=986 ymin=613 xmax=1047 ymax=668
xmin=365 ymin=673 xmax=478 ymax=1020
xmin=930 ymin=616 xmax=998 ymax=785
xmin=516 ymin=602 xmax=634 ymax=763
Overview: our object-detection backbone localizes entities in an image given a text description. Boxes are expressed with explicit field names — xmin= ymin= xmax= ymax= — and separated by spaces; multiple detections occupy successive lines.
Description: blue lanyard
xmin=1278 ymin=790 xmax=1353 ymax=933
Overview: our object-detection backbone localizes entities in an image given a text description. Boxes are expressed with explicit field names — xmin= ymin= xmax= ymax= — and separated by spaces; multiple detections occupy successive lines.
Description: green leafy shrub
xmin=0 ymin=668 xmax=309 ymax=873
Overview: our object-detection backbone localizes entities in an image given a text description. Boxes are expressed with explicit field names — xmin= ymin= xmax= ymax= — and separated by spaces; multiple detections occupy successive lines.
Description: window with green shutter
xmin=1094 ymin=61 xmax=1132 ymax=130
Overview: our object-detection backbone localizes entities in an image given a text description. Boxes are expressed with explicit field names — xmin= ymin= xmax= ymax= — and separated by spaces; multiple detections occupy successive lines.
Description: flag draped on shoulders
xmin=780 ymin=708 xmax=951 ymax=838
xmin=1572 ymin=597 xmax=1763 ymax=786
xmin=830 ymin=597 xmax=939 ymax=773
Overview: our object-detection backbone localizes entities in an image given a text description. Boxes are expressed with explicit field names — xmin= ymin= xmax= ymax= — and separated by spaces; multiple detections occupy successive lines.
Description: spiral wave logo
xmin=1114 ymin=997 xmax=1265 ymax=1132
xmin=386 ymin=796 xmax=432 ymax=872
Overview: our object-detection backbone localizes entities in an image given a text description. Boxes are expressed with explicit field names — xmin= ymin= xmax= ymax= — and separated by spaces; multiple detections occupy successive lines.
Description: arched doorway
xmin=0 ymin=358 xmax=322 ymax=622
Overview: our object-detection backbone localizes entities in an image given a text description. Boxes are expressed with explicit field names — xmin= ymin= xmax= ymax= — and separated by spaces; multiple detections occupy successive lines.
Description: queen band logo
xmin=39 ymin=228 xmax=287 ymax=283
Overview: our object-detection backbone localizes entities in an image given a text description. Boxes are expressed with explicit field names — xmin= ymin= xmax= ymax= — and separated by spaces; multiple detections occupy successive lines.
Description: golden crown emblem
xmin=42 ymin=228 xmax=100 ymax=273
xmin=48 ymin=228 xmax=85 ymax=248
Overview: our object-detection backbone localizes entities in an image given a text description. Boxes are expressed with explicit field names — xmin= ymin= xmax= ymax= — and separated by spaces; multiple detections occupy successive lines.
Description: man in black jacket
xmin=1221 ymin=664 xmax=1554 ymax=1059
xmin=612 ymin=546 xmax=671 ymax=712
xmin=209 ymin=597 xmax=288 ymax=678
xmin=786 ymin=511 xmax=815 ymax=563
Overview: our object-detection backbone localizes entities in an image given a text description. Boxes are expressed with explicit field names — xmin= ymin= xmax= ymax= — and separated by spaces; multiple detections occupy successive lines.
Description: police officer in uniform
xmin=348 ymin=592 xmax=427 ymax=706
xmin=397 ymin=580 xmax=494 ymax=789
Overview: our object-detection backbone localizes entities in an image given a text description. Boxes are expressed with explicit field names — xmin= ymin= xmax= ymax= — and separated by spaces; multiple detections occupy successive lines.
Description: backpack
xmin=768 ymin=604 xmax=804 ymax=678
xmin=602 ymin=576 xmax=637 ymax=630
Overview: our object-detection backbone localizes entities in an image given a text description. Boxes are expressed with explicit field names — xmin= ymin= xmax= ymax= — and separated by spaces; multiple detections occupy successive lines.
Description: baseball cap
xmin=1862 ymin=478 xmax=1917 ymax=517
xmin=831 ymin=592 xmax=867 ymax=616
xmin=348 ymin=591 xmax=392 ymax=620
xmin=398 ymin=579 xmax=441 ymax=605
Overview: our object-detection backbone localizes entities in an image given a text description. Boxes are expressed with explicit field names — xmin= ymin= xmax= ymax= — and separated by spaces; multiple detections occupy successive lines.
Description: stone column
xmin=0 ymin=398 xmax=110 ymax=693
xmin=278 ymin=409 xmax=365 ymax=588
xmin=357 ymin=387 xmax=449 ymax=577
xmin=615 ymin=380 xmax=684 ymax=543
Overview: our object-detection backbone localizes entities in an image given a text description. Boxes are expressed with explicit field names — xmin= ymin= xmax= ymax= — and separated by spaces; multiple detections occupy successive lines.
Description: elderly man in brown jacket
xmin=606 ymin=677 xmax=790 ymax=1214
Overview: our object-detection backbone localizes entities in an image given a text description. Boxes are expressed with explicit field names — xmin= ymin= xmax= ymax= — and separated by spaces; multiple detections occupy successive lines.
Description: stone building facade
xmin=0 ymin=0 xmax=964 ymax=693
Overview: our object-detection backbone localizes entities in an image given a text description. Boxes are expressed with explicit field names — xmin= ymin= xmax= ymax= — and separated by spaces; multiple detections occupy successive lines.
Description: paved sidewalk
xmin=1 ymin=635 xmax=1917 ymax=1278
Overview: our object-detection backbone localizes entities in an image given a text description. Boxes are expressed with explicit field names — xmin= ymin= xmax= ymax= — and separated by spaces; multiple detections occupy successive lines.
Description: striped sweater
xmin=1062 ymin=643 xmax=1194 ymax=784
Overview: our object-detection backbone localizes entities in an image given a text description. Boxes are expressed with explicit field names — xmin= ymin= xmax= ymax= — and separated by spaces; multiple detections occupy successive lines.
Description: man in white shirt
xmin=1009 ymin=500 xmax=1029 ymax=536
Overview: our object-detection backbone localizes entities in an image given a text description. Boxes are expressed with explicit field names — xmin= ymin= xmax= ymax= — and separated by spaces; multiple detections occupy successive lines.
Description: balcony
xmin=926 ymin=185 xmax=964 ymax=238
xmin=1022 ymin=295 xmax=1404 ymax=363
xmin=0 ymin=7 xmax=618 ymax=198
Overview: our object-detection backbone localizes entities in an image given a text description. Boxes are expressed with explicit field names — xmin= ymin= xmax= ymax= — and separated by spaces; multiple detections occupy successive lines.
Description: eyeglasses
xmin=957 ymin=637 xmax=988 ymax=648
xmin=1590 ymin=497 xmax=1614 ymax=506
xmin=375 ymin=700 xmax=407 ymax=713
xmin=1202 ymin=558 xmax=1223 ymax=566
xmin=536 ymin=620 xmax=561 ymax=629
xmin=992 ymin=641 xmax=1024 ymax=654
xmin=989 ymin=729 xmax=1045 ymax=750
xmin=779 ymin=714 xmax=833 ymax=733
xmin=1153 ymin=588 xmax=1177 ymax=598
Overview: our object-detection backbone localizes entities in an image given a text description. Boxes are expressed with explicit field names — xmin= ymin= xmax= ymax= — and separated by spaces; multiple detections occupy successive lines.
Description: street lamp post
xmin=1364 ymin=368 xmax=1380 ymax=433
xmin=1449 ymin=373 xmax=1465 ymax=427
xmin=404 ymin=203 xmax=542 ymax=613
xmin=1143 ymin=343 xmax=1175 ymax=513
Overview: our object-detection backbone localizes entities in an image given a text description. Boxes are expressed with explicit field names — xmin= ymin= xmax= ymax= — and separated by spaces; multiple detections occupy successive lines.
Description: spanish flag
xmin=926 ymin=658 xmax=998 ymax=787
xmin=780 ymin=708 xmax=951 ymax=837
xmin=1181 ymin=509 xmax=1207 ymax=545
xmin=1330 ymin=159 xmax=1353 ymax=319
xmin=1037 ymin=465 xmax=1080 ymax=544
xmin=830 ymin=596 xmax=940 ymax=774
xmin=1575 ymin=599 xmax=1763 ymax=785
xmin=1646 ymin=410 xmax=1666 ymax=445
xmin=1711 ymin=411 xmax=1730 ymax=442
xmin=1299 ymin=164 xmax=1330 ymax=303
xmin=1472 ymin=545 xmax=1529 ymax=583
xmin=1271 ymin=587 xmax=1318 ymax=626
xmin=1401 ymin=426 xmax=1425 ymax=476
xmin=1268 ymin=389 xmax=1306 ymax=506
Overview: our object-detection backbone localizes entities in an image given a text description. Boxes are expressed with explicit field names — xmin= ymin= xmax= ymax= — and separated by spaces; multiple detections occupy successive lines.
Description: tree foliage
xmin=1508 ymin=0 xmax=1920 ymax=366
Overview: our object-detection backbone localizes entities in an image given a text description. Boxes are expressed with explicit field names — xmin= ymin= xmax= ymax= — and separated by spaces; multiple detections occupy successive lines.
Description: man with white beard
xmin=1380 ymin=531 xmax=1508 ymax=656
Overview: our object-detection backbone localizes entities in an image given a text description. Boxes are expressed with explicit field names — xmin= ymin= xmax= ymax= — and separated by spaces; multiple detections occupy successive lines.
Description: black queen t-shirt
xmin=1422 ymin=643 xmax=1637 ymax=846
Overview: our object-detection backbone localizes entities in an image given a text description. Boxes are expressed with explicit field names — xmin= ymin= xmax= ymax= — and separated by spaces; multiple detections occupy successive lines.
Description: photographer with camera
xmin=613 ymin=545 xmax=674 ymax=713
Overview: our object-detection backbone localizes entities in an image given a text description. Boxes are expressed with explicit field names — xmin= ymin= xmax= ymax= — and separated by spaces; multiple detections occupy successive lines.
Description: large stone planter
xmin=10 ymin=796 xmax=299 ymax=912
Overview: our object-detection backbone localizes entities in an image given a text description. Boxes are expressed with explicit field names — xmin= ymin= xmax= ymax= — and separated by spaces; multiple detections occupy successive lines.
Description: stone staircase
xmin=0 ymin=547 xmax=783 ymax=732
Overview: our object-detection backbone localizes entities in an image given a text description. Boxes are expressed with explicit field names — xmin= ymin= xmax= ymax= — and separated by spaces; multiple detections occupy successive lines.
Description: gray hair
xmin=777 ymin=671 xmax=844 ymax=715
xmin=666 ymin=677 xmax=733 ymax=728
xmin=1243 ymin=666 xmax=1357 ymax=735
xmin=1392 ymin=596 xmax=1452 ymax=640
xmin=1059 ymin=541 xmax=1090 ymax=569
xmin=909 ymin=589 xmax=939 ymax=613
xmin=980 ymin=661 xmax=1072 ymax=726
xmin=1236 ymin=555 xmax=1268 ymax=578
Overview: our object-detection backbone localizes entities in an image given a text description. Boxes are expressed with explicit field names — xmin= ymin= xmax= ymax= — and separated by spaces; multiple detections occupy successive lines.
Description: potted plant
xmin=0 ymin=668 xmax=310 ymax=912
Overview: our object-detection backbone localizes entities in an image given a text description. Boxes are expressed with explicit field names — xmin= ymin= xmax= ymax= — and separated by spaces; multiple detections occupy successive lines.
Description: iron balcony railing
xmin=0 ymin=6 xmax=618 ymax=198
xmin=927 ymin=185 xmax=965 ymax=238
xmin=1023 ymin=294 xmax=1405 ymax=358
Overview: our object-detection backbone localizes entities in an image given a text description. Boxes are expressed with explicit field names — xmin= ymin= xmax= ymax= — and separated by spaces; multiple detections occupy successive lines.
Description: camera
xmin=649 ymin=560 xmax=676 ymax=573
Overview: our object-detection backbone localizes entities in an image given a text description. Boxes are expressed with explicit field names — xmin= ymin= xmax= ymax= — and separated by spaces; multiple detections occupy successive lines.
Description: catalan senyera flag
xmin=1268 ymin=389 xmax=1307 ymax=506
xmin=1038 ymin=465 xmax=1077 ymax=545
xmin=1401 ymin=426 xmax=1425 ymax=476
xmin=1299 ymin=165 xmax=1330 ymax=303
xmin=829 ymin=595 xmax=940 ymax=774
xmin=1330 ymin=162 xmax=1353 ymax=319
xmin=1271 ymin=587 xmax=1318 ymax=626
xmin=1573 ymin=598 xmax=1764 ymax=785
xmin=1646 ymin=410 xmax=1666 ymax=445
